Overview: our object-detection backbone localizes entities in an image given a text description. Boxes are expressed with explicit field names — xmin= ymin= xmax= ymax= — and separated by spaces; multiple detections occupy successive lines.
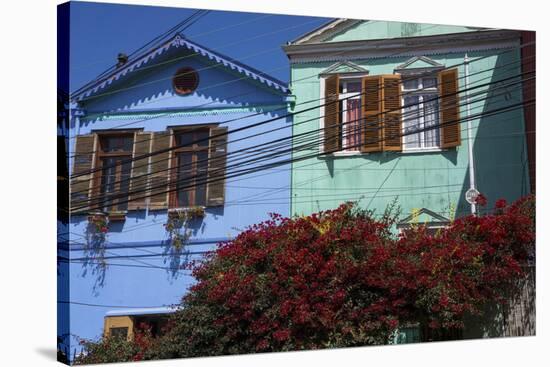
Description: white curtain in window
xmin=345 ymin=98 xmax=361 ymax=151
xmin=403 ymin=95 xmax=421 ymax=149
xmin=423 ymin=97 xmax=440 ymax=147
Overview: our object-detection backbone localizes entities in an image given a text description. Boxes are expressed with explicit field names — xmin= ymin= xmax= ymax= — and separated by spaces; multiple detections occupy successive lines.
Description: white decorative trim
xmin=284 ymin=30 xmax=520 ymax=64
xmin=320 ymin=60 xmax=369 ymax=75
xmin=290 ymin=19 xmax=360 ymax=45
xmin=394 ymin=55 xmax=444 ymax=71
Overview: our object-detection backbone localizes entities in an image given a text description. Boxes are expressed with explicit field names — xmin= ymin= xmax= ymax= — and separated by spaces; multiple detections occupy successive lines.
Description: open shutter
xmin=127 ymin=132 xmax=152 ymax=211
xmin=438 ymin=68 xmax=461 ymax=148
xmin=206 ymin=127 xmax=228 ymax=207
xmin=361 ymin=76 xmax=383 ymax=152
xmin=70 ymin=134 xmax=97 ymax=213
xmin=323 ymin=74 xmax=341 ymax=153
xmin=148 ymin=131 xmax=173 ymax=210
xmin=381 ymin=75 xmax=403 ymax=152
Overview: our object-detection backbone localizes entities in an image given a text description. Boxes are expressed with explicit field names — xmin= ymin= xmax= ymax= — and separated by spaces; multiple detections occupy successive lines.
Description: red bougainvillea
xmin=76 ymin=195 xmax=535 ymax=363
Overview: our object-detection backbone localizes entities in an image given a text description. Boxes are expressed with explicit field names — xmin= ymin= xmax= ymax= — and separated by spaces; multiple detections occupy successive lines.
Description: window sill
xmin=321 ymin=147 xmax=445 ymax=158
xmin=168 ymin=206 xmax=206 ymax=219
xmin=107 ymin=211 xmax=127 ymax=222
xmin=401 ymin=148 xmax=443 ymax=154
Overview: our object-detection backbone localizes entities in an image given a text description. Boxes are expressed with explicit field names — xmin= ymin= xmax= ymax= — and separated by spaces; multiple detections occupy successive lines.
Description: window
xmin=96 ymin=134 xmax=134 ymax=212
xmin=170 ymin=128 xmax=210 ymax=208
xmin=338 ymin=78 xmax=363 ymax=151
xmin=320 ymin=68 xmax=461 ymax=155
xmin=173 ymin=67 xmax=199 ymax=95
xmin=401 ymin=75 xmax=441 ymax=150
xmin=109 ymin=327 xmax=128 ymax=339
xmin=71 ymin=126 xmax=228 ymax=214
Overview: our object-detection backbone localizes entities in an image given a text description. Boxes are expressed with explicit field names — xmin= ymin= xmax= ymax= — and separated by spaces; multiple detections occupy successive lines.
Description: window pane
xmin=343 ymin=98 xmax=362 ymax=151
xmin=403 ymin=96 xmax=421 ymax=149
xmin=100 ymin=157 xmax=117 ymax=210
xmin=402 ymin=78 xmax=419 ymax=90
xmin=101 ymin=136 xmax=134 ymax=153
xmin=116 ymin=160 xmax=132 ymax=211
xmin=346 ymin=81 xmax=362 ymax=93
xmin=195 ymin=130 xmax=210 ymax=147
xmin=423 ymin=97 xmax=440 ymax=147
xmin=110 ymin=327 xmax=128 ymax=339
xmin=177 ymin=132 xmax=193 ymax=147
xmin=195 ymin=151 xmax=208 ymax=206
xmin=423 ymin=77 xmax=437 ymax=89
xmin=177 ymin=153 xmax=193 ymax=207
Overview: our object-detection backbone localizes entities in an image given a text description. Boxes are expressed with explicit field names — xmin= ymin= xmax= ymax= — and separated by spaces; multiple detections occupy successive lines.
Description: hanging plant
xmin=89 ymin=213 xmax=109 ymax=234
xmin=165 ymin=207 xmax=206 ymax=250
xmin=84 ymin=212 xmax=109 ymax=270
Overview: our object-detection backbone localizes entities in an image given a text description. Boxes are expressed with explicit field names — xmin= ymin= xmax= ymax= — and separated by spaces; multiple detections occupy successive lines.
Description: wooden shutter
xmin=381 ymin=75 xmax=403 ymax=152
xmin=206 ymin=127 xmax=228 ymax=207
xmin=148 ymin=131 xmax=173 ymax=210
xmin=361 ymin=76 xmax=383 ymax=152
xmin=70 ymin=134 xmax=97 ymax=213
xmin=127 ymin=132 xmax=152 ymax=211
xmin=438 ymin=68 xmax=461 ymax=148
xmin=323 ymin=74 xmax=341 ymax=153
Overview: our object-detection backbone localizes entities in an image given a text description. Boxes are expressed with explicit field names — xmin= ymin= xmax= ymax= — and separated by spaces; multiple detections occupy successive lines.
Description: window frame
xmin=339 ymin=77 xmax=364 ymax=153
xmin=168 ymin=125 xmax=215 ymax=209
xmin=93 ymin=131 xmax=136 ymax=213
xmin=319 ymin=72 xmax=369 ymax=157
xmin=398 ymin=72 xmax=443 ymax=153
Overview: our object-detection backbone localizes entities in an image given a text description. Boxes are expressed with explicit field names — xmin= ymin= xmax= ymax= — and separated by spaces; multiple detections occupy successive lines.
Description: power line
xmin=70 ymin=71 xmax=534 ymax=209
xmin=69 ymin=52 xmax=532 ymax=185
xmin=69 ymin=32 xmax=533 ymax=141
xmin=71 ymin=80 xmax=536 ymax=213
xmin=71 ymin=10 xmax=209 ymax=96
xmin=71 ymin=94 xmax=535 ymax=212
xmin=64 ymin=50 xmax=533 ymax=160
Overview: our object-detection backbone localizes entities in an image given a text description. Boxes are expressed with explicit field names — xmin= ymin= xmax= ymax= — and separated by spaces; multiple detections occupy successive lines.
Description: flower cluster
xmin=88 ymin=214 xmax=108 ymax=233
xmin=77 ymin=195 xmax=535 ymax=363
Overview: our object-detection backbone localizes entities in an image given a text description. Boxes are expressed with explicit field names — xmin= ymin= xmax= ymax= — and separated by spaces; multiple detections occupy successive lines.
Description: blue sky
xmin=69 ymin=1 xmax=331 ymax=92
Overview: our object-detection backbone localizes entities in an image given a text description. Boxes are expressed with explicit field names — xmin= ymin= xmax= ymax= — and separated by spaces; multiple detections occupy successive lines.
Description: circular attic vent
xmin=173 ymin=67 xmax=199 ymax=95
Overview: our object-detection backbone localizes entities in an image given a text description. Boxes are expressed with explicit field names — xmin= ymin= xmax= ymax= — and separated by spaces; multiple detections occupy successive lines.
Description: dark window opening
xmin=171 ymin=128 xmax=210 ymax=208
xmin=96 ymin=134 xmax=134 ymax=212
xmin=173 ymin=67 xmax=199 ymax=95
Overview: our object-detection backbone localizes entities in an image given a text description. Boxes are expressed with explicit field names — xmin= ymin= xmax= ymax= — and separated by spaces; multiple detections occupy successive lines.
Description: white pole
xmin=464 ymin=53 xmax=477 ymax=214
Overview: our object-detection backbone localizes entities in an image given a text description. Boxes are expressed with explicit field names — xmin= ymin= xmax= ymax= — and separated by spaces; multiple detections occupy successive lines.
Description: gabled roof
xmin=320 ymin=60 xmax=368 ymax=75
xmin=289 ymin=18 xmax=362 ymax=45
xmin=398 ymin=208 xmax=450 ymax=226
xmin=72 ymin=33 xmax=288 ymax=102
xmin=394 ymin=56 xmax=444 ymax=71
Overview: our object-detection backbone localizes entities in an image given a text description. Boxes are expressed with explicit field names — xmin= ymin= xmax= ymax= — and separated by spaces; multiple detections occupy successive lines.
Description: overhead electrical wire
xmin=72 ymin=91 xmax=535 ymax=212
xmin=69 ymin=70 xmax=535 ymax=210
xmin=69 ymin=49 xmax=534 ymax=183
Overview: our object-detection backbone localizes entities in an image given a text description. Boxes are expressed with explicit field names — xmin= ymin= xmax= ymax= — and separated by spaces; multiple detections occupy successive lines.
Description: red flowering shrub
xmin=76 ymin=195 xmax=535 ymax=363
xmin=148 ymin=195 xmax=534 ymax=359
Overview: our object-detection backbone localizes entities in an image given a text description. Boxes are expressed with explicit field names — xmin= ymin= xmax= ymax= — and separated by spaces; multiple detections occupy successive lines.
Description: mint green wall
xmin=289 ymin=48 xmax=530 ymax=221
xmin=326 ymin=21 xmax=479 ymax=42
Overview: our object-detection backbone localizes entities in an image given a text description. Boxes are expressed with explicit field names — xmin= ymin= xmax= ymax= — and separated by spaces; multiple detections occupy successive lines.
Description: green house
xmin=282 ymin=19 xmax=535 ymax=342
xmin=283 ymin=19 xmax=533 ymax=228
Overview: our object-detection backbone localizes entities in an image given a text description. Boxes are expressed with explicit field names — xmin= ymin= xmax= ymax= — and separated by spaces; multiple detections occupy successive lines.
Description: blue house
xmin=59 ymin=32 xmax=291 ymax=357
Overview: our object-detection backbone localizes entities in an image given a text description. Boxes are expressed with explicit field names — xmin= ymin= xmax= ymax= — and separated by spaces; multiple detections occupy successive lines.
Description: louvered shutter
xmin=148 ymin=131 xmax=173 ymax=210
xmin=323 ymin=74 xmax=341 ymax=153
xmin=381 ymin=75 xmax=403 ymax=151
xmin=127 ymin=132 xmax=152 ymax=211
xmin=70 ymin=134 xmax=97 ymax=213
xmin=206 ymin=127 xmax=228 ymax=207
xmin=438 ymin=68 xmax=461 ymax=148
xmin=361 ymin=76 xmax=383 ymax=152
